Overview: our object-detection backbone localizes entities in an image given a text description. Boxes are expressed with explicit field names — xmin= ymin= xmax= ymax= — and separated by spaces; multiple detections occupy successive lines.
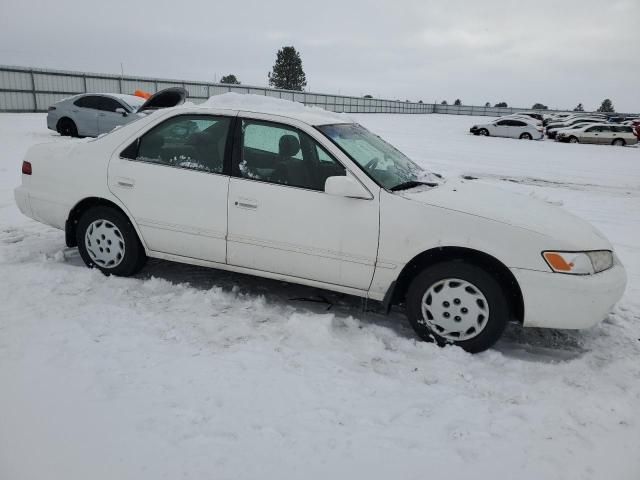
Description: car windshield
xmin=118 ymin=95 xmax=145 ymax=111
xmin=318 ymin=123 xmax=440 ymax=190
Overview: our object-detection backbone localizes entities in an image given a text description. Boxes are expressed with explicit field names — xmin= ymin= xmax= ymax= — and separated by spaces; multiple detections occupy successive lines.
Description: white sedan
xmin=15 ymin=96 xmax=626 ymax=352
xmin=470 ymin=118 xmax=543 ymax=139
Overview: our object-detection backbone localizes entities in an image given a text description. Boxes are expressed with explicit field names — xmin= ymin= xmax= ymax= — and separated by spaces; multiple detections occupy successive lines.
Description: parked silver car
xmin=556 ymin=123 xmax=638 ymax=146
xmin=46 ymin=88 xmax=187 ymax=137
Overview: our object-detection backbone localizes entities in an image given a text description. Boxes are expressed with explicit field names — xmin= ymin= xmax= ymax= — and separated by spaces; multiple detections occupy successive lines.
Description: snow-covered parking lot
xmin=1 ymin=112 xmax=639 ymax=480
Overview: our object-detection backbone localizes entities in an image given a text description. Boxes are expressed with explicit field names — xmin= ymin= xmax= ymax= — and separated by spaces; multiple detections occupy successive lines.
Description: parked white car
xmin=46 ymin=88 xmax=187 ymax=137
xmin=470 ymin=118 xmax=543 ymax=139
xmin=15 ymin=96 xmax=626 ymax=352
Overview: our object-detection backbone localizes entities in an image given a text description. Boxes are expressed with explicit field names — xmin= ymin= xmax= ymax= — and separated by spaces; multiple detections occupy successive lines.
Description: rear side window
xmin=512 ymin=120 xmax=527 ymax=127
xmin=612 ymin=125 xmax=632 ymax=133
xmin=74 ymin=95 xmax=102 ymax=109
xmin=122 ymin=115 xmax=232 ymax=174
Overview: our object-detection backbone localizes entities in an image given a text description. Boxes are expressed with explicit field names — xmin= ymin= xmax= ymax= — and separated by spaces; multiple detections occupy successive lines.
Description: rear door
xmin=108 ymin=113 xmax=235 ymax=263
xmin=71 ymin=95 xmax=101 ymax=136
xmin=511 ymin=120 xmax=529 ymax=137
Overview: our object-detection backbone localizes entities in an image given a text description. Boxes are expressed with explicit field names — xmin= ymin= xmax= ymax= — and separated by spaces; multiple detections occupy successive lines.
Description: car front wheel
xmin=76 ymin=206 xmax=147 ymax=276
xmin=478 ymin=128 xmax=489 ymax=136
xmin=406 ymin=261 xmax=510 ymax=353
xmin=568 ymin=136 xmax=579 ymax=144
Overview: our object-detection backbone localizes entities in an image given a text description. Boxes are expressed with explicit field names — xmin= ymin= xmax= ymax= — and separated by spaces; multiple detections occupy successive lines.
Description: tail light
xmin=48 ymin=106 xmax=56 ymax=111
xmin=22 ymin=161 xmax=32 ymax=175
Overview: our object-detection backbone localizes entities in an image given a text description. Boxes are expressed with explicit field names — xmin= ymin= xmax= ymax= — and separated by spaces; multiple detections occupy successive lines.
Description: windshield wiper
xmin=390 ymin=180 xmax=439 ymax=191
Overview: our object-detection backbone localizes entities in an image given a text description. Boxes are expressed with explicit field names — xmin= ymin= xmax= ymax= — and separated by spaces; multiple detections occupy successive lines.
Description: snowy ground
xmin=1 ymin=113 xmax=639 ymax=480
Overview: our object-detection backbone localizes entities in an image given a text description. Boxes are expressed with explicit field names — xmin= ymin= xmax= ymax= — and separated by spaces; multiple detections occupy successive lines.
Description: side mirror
xmin=115 ymin=108 xmax=128 ymax=117
xmin=324 ymin=176 xmax=371 ymax=199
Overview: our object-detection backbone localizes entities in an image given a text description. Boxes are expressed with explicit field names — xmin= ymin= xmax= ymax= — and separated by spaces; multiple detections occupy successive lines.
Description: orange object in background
xmin=134 ymin=89 xmax=152 ymax=99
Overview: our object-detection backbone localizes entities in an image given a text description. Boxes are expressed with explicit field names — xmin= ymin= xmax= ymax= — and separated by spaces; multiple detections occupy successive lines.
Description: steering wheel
xmin=364 ymin=157 xmax=380 ymax=172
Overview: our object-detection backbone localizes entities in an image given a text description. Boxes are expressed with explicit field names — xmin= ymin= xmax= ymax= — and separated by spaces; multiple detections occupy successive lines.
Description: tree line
xmin=218 ymin=46 xmax=619 ymax=112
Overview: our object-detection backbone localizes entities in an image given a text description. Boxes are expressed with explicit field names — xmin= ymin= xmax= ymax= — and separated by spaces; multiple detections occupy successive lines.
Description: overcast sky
xmin=1 ymin=0 xmax=639 ymax=111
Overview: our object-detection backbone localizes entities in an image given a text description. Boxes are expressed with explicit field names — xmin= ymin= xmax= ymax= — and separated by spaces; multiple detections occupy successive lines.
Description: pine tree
xmin=573 ymin=103 xmax=584 ymax=112
xmin=494 ymin=102 xmax=508 ymax=108
xmin=532 ymin=103 xmax=548 ymax=110
xmin=597 ymin=99 xmax=615 ymax=113
xmin=268 ymin=46 xmax=307 ymax=91
xmin=454 ymin=99 xmax=461 ymax=106
xmin=220 ymin=74 xmax=240 ymax=85
xmin=363 ymin=94 xmax=373 ymax=98
xmin=485 ymin=102 xmax=491 ymax=107
xmin=441 ymin=100 xmax=448 ymax=105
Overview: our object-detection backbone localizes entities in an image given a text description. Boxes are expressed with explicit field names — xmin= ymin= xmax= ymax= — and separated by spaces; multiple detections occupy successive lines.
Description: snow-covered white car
xmin=15 ymin=95 xmax=626 ymax=353
xmin=46 ymin=88 xmax=187 ymax=137
xmin=470 ymin=118 xmax=543 ymax=140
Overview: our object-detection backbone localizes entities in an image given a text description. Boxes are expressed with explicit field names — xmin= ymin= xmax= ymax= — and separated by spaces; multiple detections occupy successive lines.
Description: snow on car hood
xmin=400 ymin=178 xmax=612 ymax=249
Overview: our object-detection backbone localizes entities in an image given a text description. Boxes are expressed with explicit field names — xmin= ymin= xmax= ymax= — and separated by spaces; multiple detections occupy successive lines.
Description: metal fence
xmin=0 ymin=65 xmax=434 ymax=114
xmin=1 ymin=65 xmax=632 ymax=117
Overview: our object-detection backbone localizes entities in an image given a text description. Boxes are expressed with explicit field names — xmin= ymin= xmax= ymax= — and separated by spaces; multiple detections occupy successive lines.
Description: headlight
xmin=542 ymin=250 xmax=613 ymax=275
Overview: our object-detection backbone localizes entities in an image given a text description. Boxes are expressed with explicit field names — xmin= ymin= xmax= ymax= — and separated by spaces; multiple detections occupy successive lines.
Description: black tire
xmin=612 ymin=138 xmax=625 ymax=146
xmin=568 ymin=136 xmax=579 ymax=144
xmin=520 ymin=132 xmax=532 ymax=140
xmin=57 ymin=118 xmax=78 ymax=137
xmin=406 ymin=261 xmax=510 ymax=353
xmin=478 ymin=128 xmax=489 ymax=136
xmin=76 ymin=206 xmax=146 ymax=276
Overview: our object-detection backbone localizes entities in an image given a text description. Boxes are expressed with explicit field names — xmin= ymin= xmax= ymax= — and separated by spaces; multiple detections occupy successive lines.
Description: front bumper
xmin=512 ymin=263 xmax=627 ymax=329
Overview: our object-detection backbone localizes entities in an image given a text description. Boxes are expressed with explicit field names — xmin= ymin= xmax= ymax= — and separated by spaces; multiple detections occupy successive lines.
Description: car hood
xmin=400 ymin=178 xmax=612 ymax=250
xmin=136 ymin=87 xmax=188 ymax=113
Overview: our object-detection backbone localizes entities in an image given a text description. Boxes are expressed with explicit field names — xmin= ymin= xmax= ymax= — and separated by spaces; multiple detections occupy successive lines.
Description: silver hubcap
xmin=85 ymin=219 xmax=125 ymax=268
xmin=420 ymin=278 xmax=490 ymax=341
xmin=569 ymin=137 xmax=578 ymax=143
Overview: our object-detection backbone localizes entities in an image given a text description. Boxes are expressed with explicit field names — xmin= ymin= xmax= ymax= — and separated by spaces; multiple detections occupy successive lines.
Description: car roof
xmin=184 ymin=93 xmax=353 ymax=126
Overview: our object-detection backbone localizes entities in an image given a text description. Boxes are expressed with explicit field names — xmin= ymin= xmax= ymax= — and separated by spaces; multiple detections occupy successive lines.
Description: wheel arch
xmin=65 ymin=197 xmax=146 ymax=250
xmin=385 ymin=246 xmax=524 ymax=323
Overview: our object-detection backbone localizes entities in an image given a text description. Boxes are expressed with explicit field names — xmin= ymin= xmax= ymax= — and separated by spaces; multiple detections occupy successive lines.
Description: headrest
xmin=278 ymin=135 xmax=300 ymax=157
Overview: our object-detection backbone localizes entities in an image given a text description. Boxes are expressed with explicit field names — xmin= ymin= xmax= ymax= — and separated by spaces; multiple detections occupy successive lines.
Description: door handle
xmin=234 ymin=198 xmax=258 ymax=210
xmin=115 ymin=177 xmax=135 ymax=188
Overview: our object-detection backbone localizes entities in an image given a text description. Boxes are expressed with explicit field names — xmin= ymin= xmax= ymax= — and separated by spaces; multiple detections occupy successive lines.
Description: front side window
xmin=124 ymin=115 xmax=231 ymax=174
xmin=98 ymin=97 xmax=126 ymax=113
xmin=318 ymin=123 xmax=439 ymax=191
xmin=237 ymin=120 xmax=345 ymax=191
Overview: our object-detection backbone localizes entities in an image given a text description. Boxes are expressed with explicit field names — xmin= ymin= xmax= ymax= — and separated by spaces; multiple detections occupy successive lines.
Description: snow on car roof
xmin=195 ymin=93 xmax=353 ymax=126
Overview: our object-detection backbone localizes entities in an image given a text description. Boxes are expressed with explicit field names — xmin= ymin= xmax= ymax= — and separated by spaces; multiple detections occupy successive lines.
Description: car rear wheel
xmin=568 ymin=136 xmax=579 ymax=144
xmin=406 ymin=261 xmax=510 ymax=353
xmin=612 ymin=138 xmax=625 ymax=146
xmin=76 ymin=206 xmax=146 ymax=276
xmin=478 ymin=128 xmax=489 ymax=136
xmin=57 ymin=118 xmax=78 ymax=137
xmin=519 ymin=132 xmax=532 ymax=140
